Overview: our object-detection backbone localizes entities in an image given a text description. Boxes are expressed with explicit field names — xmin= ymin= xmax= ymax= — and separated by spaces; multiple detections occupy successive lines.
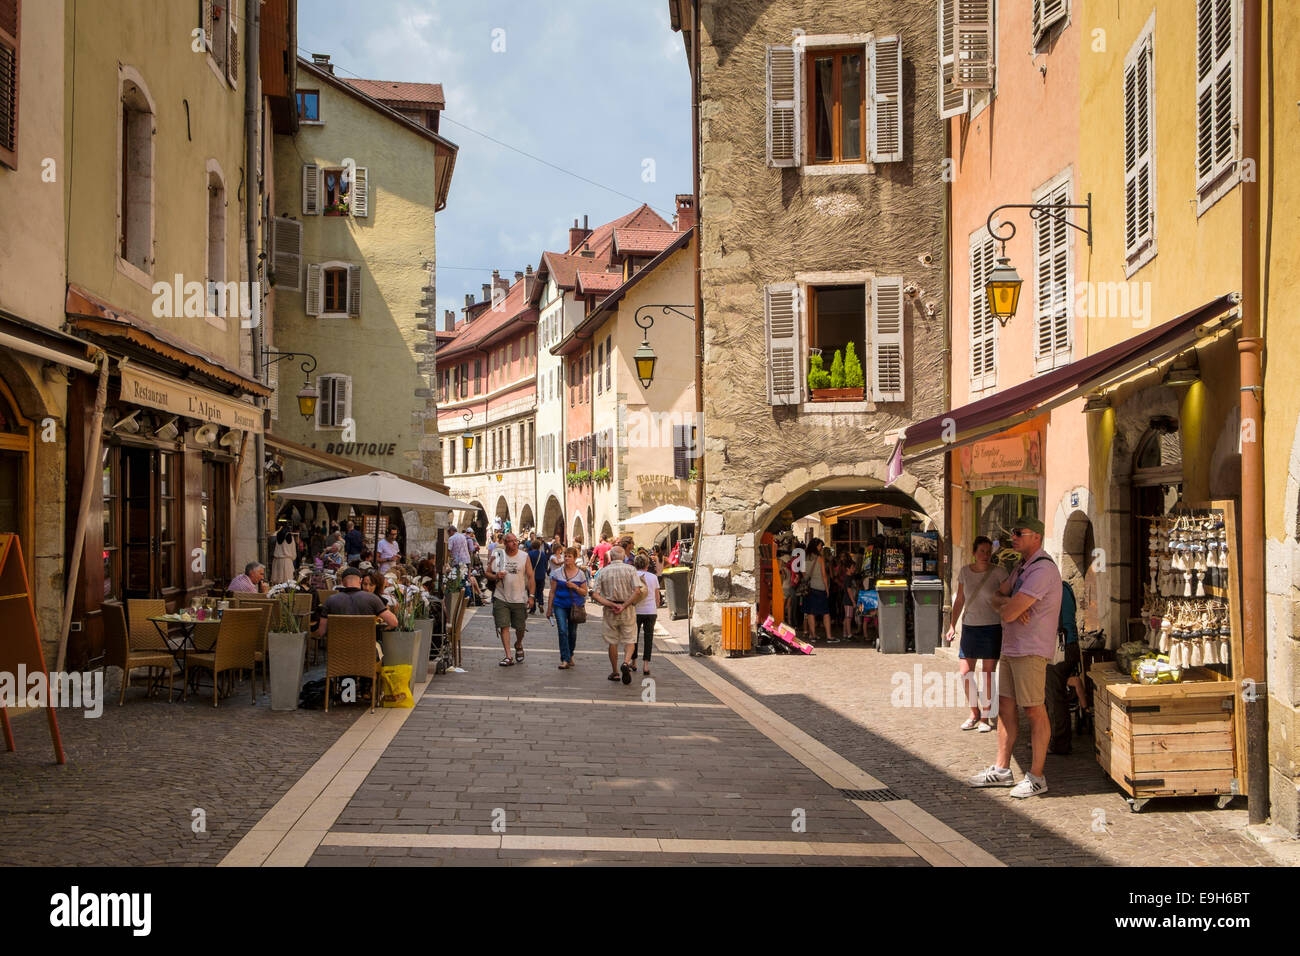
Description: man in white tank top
xmin=486 ymin=533 xmax=535 ymax=665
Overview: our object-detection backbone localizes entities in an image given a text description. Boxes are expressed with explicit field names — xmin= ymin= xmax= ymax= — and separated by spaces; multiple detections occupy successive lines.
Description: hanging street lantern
xmin=461 ymin=410 xmax=475 ymax=453
xmin=295 ymin=381 xmax=319 ymax=421
xmin=985 ymin=255 xmax=1024 ymax=326
xmin=634 ymin=338 xmax=657 ymax=389
xmin=982 ymin=193 xmax=1092 ymax=327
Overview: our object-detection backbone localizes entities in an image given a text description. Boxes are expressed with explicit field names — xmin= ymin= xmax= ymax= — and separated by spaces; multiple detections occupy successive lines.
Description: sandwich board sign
xmin=0 ymin=534 xmax=65 ymax=764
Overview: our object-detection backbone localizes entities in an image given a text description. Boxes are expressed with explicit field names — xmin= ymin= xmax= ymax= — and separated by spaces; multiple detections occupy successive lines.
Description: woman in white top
xmin=628 ymin=554 xmax=660 ymax=675
xmin=945 ymin=535 xmax=1009 ymax=731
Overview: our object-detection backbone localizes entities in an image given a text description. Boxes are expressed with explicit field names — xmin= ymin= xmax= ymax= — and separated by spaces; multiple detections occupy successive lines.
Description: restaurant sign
xmin=963 ymin=433 xmax=1041 ymax=477
xmin=119 ymin=364 xmax=263 ymax=434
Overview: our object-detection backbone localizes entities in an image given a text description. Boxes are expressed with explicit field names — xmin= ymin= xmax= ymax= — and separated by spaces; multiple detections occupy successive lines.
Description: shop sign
xmin=119 ymin=364 xmax=262 ymax=434
xmin=964 ymin=433 xmax=1041 ymax=477
xmin=323 ymin=442 xmax=398 ymax=456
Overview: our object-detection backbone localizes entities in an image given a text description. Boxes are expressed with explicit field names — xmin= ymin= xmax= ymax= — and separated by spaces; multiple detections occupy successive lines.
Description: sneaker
xmin=976 ymin=721 xmax=994 ymax=733
xmin=968 ymin=765 xmax=1014 ymax=788
xmin=960 ymin=717 xmax=981 ymax=731
xmin=1009 ymin=773 xmax=1048 ymax=799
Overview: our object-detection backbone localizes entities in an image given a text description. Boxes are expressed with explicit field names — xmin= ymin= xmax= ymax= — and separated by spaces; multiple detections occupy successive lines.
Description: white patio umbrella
xmin=273 ymin=471 xmax=474 ymax=545
xmin=620 ymin=504 xmax=698 ymax=526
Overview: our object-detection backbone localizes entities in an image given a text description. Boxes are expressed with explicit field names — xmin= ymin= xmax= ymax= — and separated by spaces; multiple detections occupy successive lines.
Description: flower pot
xmin=412 ymin=618 xmax=434 ymax=683
xmin=381 ymin=631 xmax=421 ymax=696
xmin=810 ymin=387 xmax=864 ymax=403
xmin=268 ymin=631 xmax=307 ymax=712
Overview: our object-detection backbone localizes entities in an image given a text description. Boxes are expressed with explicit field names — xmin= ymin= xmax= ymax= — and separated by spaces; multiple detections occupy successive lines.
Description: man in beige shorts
xmin=968 ymin=516 xmax=1062 ymax=799
xmin=591 ymin=546 xmax=646 ymax=685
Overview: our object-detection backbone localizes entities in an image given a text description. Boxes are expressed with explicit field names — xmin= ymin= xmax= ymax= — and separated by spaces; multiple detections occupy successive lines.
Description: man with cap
xmin=316 ymin=565 xmax=398 ymax=637
xmin=968 ymin=515 xmax=1061 ymax=799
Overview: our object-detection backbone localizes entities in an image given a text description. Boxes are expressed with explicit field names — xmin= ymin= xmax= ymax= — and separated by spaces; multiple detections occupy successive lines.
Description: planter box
xmin=268 ymin=631 xmax=307 ymax=712
xmin=810 ymin=387 xmax=864 ymax=403
xmin=412 ymin=618 xmax=434 ymax=683
xmin=381 ymin=631 xmax=421 ymax=697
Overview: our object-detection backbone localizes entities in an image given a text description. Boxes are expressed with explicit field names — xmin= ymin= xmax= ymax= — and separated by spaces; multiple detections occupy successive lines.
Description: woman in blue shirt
xmin=545 ymin=546 xmax=589 ymax=669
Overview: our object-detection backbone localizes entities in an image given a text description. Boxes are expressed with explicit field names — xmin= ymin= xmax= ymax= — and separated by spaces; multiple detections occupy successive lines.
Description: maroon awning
xmin=898 ymin=293 xmax=1240 ymax=461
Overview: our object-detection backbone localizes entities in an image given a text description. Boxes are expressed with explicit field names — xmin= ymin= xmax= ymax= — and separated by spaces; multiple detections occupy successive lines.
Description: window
xmin=1195 ymin=0 xmax=1237 ymax=204
xmin=316 ymin=374 xmax=351 ymax=429
xmin=296 ymin=89 xmax=320 ymax=122
xmin=323 ymin=267 xmax=346 ymax=314
xmin=767 ymin=34 xmax=902 ymax=168
xmin=0 ymin=0 xmax=18 ymax=169
xmin=323 ymin=167 xmax=348 ymax=216
xmin=475 ymin=437 xmax=482 ymax=472
xmin=101 ymin=446 xmax=118 ymax=600
xmin=1032 ymin=0 xmax=1069 ymax=48
xmin=206 ymin=166 xmax=226 ymax=315
xmin=809 ymin=285 xmax=865 ymax=378
xmin=1032 ymin=173 xmax=1073 ymax=371
xmin=939 ymin=0 xmax=994 ymax=119
xmin=969 ymin=226 xmax=998 ymax=391
xmin=474 ymin=359 xmax=483 ymax=394
xmin=673 ymin=425 xmax=698 ymax=480
xmin=199 ymin=459 xmax=229 ymax=585
xmin=605 ymin=335 xmax=612 ymax=389
xmin=301 ymin=163 xmax=368 ymax=217
xmin=118 ymin=71 xmax=155 ymax=275
xmin=596 ymin=342 xmax=604 ymax=394
xmin=270 ymin=217 xmax=303 ymax=292
xmin=157 ymin=452 xmax=176 ymax=590
xmin=305 ymin=261 xmax=360 ymax=317
xmin=1124 ymin=19 xmax=1156 ymax=270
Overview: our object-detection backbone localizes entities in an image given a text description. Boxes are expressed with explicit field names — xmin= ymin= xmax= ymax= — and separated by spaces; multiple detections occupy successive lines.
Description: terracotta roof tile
xmin=436 ymin=279 xmax=535 ymax=359
xmin=612 ymin=227 xmax=681 ymax=255
xmin=538 ymin=204 xmax=674 ymax=290
xmin=575 ymin=270 xmax=624 ymax=294
xmin=342 ymin=78 xmax=446 ymax=110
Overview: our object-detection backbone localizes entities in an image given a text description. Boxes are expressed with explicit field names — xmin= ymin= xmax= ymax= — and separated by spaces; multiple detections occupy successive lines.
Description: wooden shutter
xmin=1033 ymin=178 xmax=1072 ymax=370
xmin=0 ymin=0 xmax=18 ymax=168
xmin=673 ymin=425 xmax=689 ymax=480
xmin=1124 ymin=35 xmax=1154 ymax=258
xmin=954 ymin=0 xmax=994 ymax=90
xmin=766 ymin=45 xmax=800 ymax=167
xmin=1032 ymin=0 xmax=1069 ymax=46
xmin=333 ymin=376 xmax=350 ymax=427
xmin=226 ymin=9 xmax=238 ymax=86
xmin=305 ymin=262 xmax=322 ymax=316
xmin=351 ymin=166 xmax=368 ymax=217
xmin=764 ymin=283 xmax=801 ymax=405
xmin=969 ymin=229 xmax=997 ymax=390
xmin=871 ymin=277 xmax=905 ymax=403
xmin=939 ymin=0 xmax=970 ymax=117
xmin=315 ymin=376 xmax=331 ymax=427
xmin=1195 ymin=0 xmax=1235 ymax=192
xmin=205 ymin=0 xmax=216 ymax=53
xmin=869 ymin=35 xmax=903 ymax=162
xmin=346 ymin=264 xmax=362 ymax=316
xmin=302 ymin=163 xmax=319 ymax=215
xmin=271 ymin=217 xmax=302 ymax=291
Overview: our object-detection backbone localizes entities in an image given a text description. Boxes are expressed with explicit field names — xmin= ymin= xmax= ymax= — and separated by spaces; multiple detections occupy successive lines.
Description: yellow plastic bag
xmin=380 ymin=664 xmax=414 ymax=708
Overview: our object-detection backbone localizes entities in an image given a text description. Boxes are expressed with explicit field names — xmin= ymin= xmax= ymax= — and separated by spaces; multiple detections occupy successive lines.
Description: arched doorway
xmin=542 ymin=495 xmax=564 ymax=543
xmin=494 ymin=496 xmax=511 ymax=534
xmin=600 ymin=520 xmax=613 ymax=543
xmin=1130 ymin=419 xmax=1184 ymax=639
xmin=519 ymin=503 xmax=535 ymax=536
xmin=572 ymin=514 xmax=585 ymax=545
xmin=1061 ymin=508 xmax=1096 ymax=633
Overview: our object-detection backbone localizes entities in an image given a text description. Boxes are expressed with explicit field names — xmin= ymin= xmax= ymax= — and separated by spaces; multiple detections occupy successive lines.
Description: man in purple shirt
xmin=968 ymin=516 xmax=1061 ymax=799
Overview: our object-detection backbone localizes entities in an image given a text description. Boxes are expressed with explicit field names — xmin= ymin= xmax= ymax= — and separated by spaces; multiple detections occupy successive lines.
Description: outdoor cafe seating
xmin=102 ymin=602 xmax=175 ymax=705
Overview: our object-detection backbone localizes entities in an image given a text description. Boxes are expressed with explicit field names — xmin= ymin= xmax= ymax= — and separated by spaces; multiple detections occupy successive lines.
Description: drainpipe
xmin=1238 ymin=0 xmax=1267 ymax=824
xmin=245 ymin=0 xmax=266 ymax=566
xmin=687 ymin=0 xmax=703 ymax=647
xmin=941 ymin=117 xmax=954 ymax=625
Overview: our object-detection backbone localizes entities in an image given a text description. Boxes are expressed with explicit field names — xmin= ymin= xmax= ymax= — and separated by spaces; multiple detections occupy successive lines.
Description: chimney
xmin=514 ymin=270 xmax=524 ymax=282
xmin=675 ymin=194 xmax=696 ymax=232
xmin=311 ymin=53 xmax=335 ymax=75
xmin=481 ymin=283 xmax=491 ymax=301
xmin=444 ymin=309 xmax=455 ymax=332
xmin=492 ymin=271 xmax=510 ymax=294
xmin=525 ymin=264 xmax=533 ymax=276
xmin=569 ymin=216 xmax=592 ymax=252
xmin=464 ymin=293 xmax=474 ymax=308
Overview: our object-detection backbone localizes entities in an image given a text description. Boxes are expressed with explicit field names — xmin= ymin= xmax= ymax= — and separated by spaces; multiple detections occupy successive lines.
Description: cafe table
xmin=149 ymin=614 xmax=224 ymax=701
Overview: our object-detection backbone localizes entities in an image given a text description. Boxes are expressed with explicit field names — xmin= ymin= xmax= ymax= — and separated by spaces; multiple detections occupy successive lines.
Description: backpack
xmin=1058 ymin=578 xmax=1079 ymax=645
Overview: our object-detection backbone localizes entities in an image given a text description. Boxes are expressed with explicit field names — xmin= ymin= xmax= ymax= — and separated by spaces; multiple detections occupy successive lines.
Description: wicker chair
xmin=102 ymin=603 xmax=175 ymax=704
xmin=127 ymin=598 xmax=169 ymax=651
xmin=184 ymin=608 xmax=263 ymax=707
xmin=324 ymin=615 xmax=383 ymax=713
xmin=234 ymin=598 xmax=273 ymax=697
xmin=192 ymin=620 xmax=221 ymax=652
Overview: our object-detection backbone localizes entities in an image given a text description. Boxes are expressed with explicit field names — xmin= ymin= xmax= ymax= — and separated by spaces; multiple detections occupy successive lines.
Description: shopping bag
xmin=380 ymin=664 xmax=414 ymax=708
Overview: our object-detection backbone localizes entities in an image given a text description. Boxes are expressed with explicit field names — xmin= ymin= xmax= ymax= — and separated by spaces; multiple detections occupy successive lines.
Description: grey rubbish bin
xmin=875 ymin=579 xmax=909 ymax=654
xmin=662 ymin=568 xmax=691 ymax=620
xmin=910 ymin=578 xmax=945 ymax=653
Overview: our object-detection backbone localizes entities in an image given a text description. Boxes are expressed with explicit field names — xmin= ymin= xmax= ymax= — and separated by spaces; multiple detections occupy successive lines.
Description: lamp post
xmin=982 ymin=194 xmax=1092 ymax=325
xmin=631 ymin=304 xmax=695 ymax=388
xmin=263 ymin=350 xmax=319 ymax=421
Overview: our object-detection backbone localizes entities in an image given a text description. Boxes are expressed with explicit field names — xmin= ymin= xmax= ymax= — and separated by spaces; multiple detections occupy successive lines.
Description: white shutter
xmin=302 ymin=163 xmax=320 ymax=215
xmin=764 ymin=283 xmax=801 ymax=405
xmin=969 ymin=228 xmax=998 ymax=390
xmin=869 ymin=36 xmax=904 ymax=163
xmin=226 ymin=11 xmax=239 ymax=86
xmin=766 ymin=45 xmax=801 ymax=167
xmin=340 ymin=376 xmax=352 ymax=427
xmin=315 ymin=376 xmax=328 ymax=427
xmin=939 ymin=0 xmax=970 ymax=117
xmin=954 ymin=0 xmax=994 ymax=90
xmin=1124 ymin=35 xmax=1155 ymax=259
xmin=346 ymin=264 xmax=362 ymax=316
xmin=305 ymin=262 xmax=322 ymax=316
xmin=351 ymin=166 xmax=368 ymax=217
xmin=1033 ymin=0 xmax=1069 ymax=46
xmin=1033 ymin=178 xmax=1072 ymax=370
xmin=271 ymin=217 xmax=303 ymax=292
xmin=871 ymin=277 xmax=905 ymax=403
xmin=1195 ymin=0 xmax=1236 ymax=192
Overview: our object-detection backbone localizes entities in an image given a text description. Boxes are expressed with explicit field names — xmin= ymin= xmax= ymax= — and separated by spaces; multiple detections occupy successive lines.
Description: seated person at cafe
xmin=315 ymin=566 xmax=398 ymax=636
xmin=229 ymin=561 xmax=268 ymax=593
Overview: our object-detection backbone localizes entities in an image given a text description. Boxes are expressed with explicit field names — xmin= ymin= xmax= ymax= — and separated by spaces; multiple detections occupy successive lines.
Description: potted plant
xmin=810 ymin=344 xmax=865 ymax=402
xmin=380 ymin=576 xmax=421 ymax=697
xmin=594 ymin=466 xmax=611 ymax=484
xmin=266 ymin=588 xmax=308 ymax=712
xmin=409 ymin=578 xmax=435 ymax=683
xmin=325 ymin=198 xmax=350 ymax=216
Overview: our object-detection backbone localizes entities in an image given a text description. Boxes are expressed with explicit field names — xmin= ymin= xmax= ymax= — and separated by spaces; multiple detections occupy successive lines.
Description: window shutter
xmin=205 ymin=0 xmax=216 ymax=53
xmin=0 ymin=0 xmax=17 ymax=167
xmin=351 ymin=166 xmax=368 ymax=217
xmin=869 ymin=35 xmax=904 ymax=162
xmin=267 ymin=353 xmax=279 ymax=420
xmin=764 ymin=283 xmax=801 ymax=405
xmin=871 ymin=277 xmax=905 ymax=403
xmin=673 ymin=425 xmax=689 ymax=480
xmin=939 ymin=0 xmax=970 ymax=117
xmin=954 ymin=0 xmax=994 ymax=90
xmin=1123 ymin=37 xmax=1154 ymax=258
xmin=315 ymin=376 xmax=329 ymax=427
xmin=1033 ymin=0 xmax=1069 ymax=46
xmin=271 ymin=217 xmax=302 ymax=292
xmin=969 ymin=229 xmax=997 ymax=390
xmin=302 ymin=163 xmax=320 ymax=215
xmin=1033 ymin=179 xmax=1072 ymax=370
xmin=305 ymin=262 xmax=322 ymax=316
xmin=766 ymin=45 xmax=801 ymax=167
xmin=337 ymin=376 xmax=351 ymax=427
xmin=347 ymin=264 xmax=362 ymax=316
xmin=226 ymin=10 xmax=238 ymax=86
xmin=1195 ymin=0 xmax=1235 ymax=192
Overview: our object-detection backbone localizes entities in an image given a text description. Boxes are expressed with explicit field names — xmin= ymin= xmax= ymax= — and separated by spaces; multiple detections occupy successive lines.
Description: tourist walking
xmin=485 ymin=533 xmax=535 ymax=666
xmin=628 ymin=553 xmax=660 ymax=674
xmin=545 ymin=546 xmax=589 ymax=669
xmin=591 ymin=546 xmax=646 ymax=684
xmin=801 ymin=539 xmax=834 ymax=643
xmin=525 ymin=536 xmax=547 ymax=614
xmin=945 ymin=535 xmax=1008 ymax=733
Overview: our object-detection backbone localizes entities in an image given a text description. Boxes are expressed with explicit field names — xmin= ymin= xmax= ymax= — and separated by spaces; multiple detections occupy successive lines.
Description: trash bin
xmin=721 ymin=604 xmax=752 ymax=656
xmin=910 ymin=578 xmax=945 ymax=653
xmin=876 ymin=579 xmax=909 ymax=654
xmin=663 ymin=568 xmax=691 ymax=620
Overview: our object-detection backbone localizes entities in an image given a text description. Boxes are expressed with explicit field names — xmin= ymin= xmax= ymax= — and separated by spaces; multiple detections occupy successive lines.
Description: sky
xmin=296 ymin=0 xmax=692 ymax=325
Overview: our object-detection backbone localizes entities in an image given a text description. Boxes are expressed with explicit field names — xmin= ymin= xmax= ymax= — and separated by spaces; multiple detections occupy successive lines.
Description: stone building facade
xmin=671 ymin=0 xmax=949 ymax=650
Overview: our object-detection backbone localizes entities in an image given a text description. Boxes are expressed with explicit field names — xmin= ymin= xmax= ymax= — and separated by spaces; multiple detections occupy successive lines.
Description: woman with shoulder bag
xmin=945 ymin=536 xmax=1009 ymax=732
xmin=802 ymin=539 xmax=833 ymax=643
xmin=545 ymin=546 xmax=589 ymax=669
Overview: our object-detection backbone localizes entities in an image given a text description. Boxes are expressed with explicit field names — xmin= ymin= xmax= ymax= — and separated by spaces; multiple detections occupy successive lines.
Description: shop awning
xmin=119 ymin=361 xmax=263 ymax=433
xmin=895 ymin=293 xmax=1241 ymax=463
xmin=266 ymin=433 xmax=451 ymax=495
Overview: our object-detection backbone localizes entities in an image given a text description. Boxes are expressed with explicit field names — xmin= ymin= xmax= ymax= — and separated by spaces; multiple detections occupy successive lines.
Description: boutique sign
xmin=324 ymin=441 xmax=398 ymax=456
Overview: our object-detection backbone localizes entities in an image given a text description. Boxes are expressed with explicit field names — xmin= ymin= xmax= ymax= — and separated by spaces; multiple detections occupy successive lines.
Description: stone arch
xmin=572 ymin=514 xmax=585 ymax=545
xmin=750 ymin=460 xmax=944 ymax=538
xmin=600 ymin=520 xmax=614 ymax=542
xmin=542 ymin=495 xmax=564 ymax=541
xmin=519 ymin=503 xmax=535 ymax=534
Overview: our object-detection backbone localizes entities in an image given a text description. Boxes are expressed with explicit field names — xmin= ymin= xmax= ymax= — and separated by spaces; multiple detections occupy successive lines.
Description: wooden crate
xmin=1090 ymin=663 xmax=1238 ymax=808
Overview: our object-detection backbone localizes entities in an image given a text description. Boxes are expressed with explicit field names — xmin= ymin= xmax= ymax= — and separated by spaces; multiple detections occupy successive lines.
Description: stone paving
xmin=696 ymin=624 xmax=1277 ymax=867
